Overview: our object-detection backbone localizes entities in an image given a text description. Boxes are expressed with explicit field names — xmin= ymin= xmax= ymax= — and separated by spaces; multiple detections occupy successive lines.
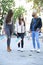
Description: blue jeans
xmin=5 ymin=24 xmax=13 ymax=47
xmin=32 ymin=31 xmax=40 ymax=49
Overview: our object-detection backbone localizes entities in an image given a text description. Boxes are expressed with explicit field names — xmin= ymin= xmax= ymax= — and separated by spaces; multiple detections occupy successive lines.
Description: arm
xmin=39 ymin=18 xmax=42 ymax=29
xmin=30 ymin=19 xmax=33 ymax=32
xmin=35 ymin=18 xmax=42 ymax=32
xmin=12 ymin=17 xmax=15 ymax=33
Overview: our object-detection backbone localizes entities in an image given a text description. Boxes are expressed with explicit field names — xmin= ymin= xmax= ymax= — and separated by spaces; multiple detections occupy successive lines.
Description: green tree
xmin=33 ymin=0 xmax=43 ymax=15
xmin=26 ymin=0 xmax=43 ymax=14
xmin=0 ymin=0 xmax=15 ymax=25
xmin=26 ymin=0 xmax=43 ymax=6
xmin=14 ymin=6 xmax=26 ymax=23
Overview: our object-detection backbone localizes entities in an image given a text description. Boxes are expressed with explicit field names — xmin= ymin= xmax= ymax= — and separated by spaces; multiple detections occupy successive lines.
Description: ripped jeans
xmin=5 ymin=24 xmax=13 ymax=47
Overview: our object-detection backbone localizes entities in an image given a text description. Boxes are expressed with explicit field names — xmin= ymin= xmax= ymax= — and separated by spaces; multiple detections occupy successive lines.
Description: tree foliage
xmin=14 ymin=6 xmax=26 ymax=23
xmin=0 ymin=0 xmax=15 ymax=25
xmin=26 ymin=0 xmax=43 ymax=6
xmin=0 ymin=0 xmax=15 ymax=19
xmin=26 ymin=0 xmax=43 ymax=13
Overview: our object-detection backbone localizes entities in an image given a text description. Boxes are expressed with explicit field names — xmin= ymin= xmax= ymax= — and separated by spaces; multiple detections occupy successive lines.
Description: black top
xmin=30 ymin=17 xmax=42 ymax=31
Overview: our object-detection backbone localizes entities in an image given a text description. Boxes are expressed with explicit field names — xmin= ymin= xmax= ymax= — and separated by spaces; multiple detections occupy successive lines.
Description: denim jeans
xmin=5 ymin=24 xmax=13 ymax=47
xmin=32 ymin=31 xmax=40 ymax=49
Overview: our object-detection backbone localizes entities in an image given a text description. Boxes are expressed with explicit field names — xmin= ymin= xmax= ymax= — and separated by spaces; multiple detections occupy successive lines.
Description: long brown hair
xmin=5 ymin=9 xmax=13 ymax=23
xmin=18 ymin=16 xmax=25 ymax=26
xmin=18 ymin=17 xmax=22 ymax=25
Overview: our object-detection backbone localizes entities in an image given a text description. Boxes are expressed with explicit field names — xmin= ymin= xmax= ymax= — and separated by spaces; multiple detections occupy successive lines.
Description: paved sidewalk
xmin=0 ymin=37 xmax=43 ymax=65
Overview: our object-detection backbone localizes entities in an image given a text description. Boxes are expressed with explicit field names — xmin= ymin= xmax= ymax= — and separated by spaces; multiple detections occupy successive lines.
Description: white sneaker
xmin=30 ymin=48 xmax=36 ymax=52
xmin=34 ymin=49 xmax=37 ymax=51
xmin=17 ymin=48 xmax=20 ymax=51
xmin=37 ymin=49 xmax=40 ymax=53
xmin=20 ymin=48 xmax=24 ymax=52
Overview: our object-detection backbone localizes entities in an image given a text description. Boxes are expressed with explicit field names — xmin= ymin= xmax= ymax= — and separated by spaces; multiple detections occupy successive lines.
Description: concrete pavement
xmin=0 ymin=36 xmax=43 ymax=65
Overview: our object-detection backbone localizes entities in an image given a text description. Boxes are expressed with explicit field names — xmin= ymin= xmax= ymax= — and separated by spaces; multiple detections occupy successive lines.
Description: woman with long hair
xmin=15 ymin=15 xmax=26 ymax=52
xmin=3 ymin=9 xmax=14 ymax=52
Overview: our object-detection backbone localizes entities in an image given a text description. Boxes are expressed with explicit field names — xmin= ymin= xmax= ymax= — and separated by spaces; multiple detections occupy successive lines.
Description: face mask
xmin=32 ymin=14 xmax=35 ymax=17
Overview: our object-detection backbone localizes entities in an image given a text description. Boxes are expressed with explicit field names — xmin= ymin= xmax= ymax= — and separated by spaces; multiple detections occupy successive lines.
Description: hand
xmin=17 ymin=33 xmax=19 ymax=38
xmin=36 ymin=28 xmax=41 ymax=32
xmin=1 ymin=28 xmax=5 ymax=35
xmin=29 ymin=30 xmax=32 ymax=33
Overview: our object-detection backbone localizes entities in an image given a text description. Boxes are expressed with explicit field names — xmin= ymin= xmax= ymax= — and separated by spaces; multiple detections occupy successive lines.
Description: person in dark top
xmin=30 ymin=9 xmax=42 ymax=53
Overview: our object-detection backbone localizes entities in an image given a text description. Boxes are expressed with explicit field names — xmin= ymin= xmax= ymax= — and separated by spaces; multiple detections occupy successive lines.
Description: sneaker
xmin=37 ymin=49 xmax=40 ymax=53
xmin=17 ymin=48 xmax=20 ymax=51
xmin=30 ymin=48 xmax=36 ymax=52
xmin=20 ymin=48 xmax=24 ymax=52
